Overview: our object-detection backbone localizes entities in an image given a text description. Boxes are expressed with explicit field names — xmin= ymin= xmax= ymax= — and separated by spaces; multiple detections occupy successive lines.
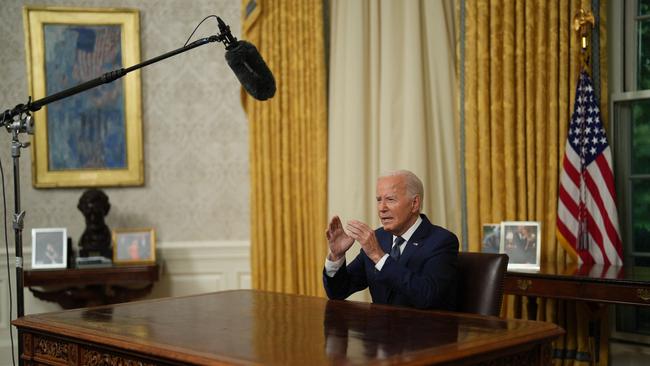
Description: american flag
xmin=556 ymin=71 xmax=623 ymax=266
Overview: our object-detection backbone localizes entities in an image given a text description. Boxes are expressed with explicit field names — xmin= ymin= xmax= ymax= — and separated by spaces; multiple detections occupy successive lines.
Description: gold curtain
xmin=241 ymin=0 xmax=328 ymax=296
xmin=462 ymin=0 xmax=609 ymax=364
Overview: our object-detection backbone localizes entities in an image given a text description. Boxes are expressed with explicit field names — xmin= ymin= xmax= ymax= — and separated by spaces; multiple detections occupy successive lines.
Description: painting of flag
xmin=44 ymin=24 xmax=126 ymax=170
xmin=23 ymin=7 xmax=143 ymax=187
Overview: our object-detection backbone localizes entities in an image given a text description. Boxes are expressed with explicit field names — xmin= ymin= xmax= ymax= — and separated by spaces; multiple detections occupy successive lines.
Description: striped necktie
xmin=390 ymin=236 xmax=405 ymax=261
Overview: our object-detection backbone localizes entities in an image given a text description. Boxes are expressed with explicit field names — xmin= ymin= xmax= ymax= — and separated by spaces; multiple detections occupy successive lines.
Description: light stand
xmin=1 ymin=17 xmax=237 ymax=364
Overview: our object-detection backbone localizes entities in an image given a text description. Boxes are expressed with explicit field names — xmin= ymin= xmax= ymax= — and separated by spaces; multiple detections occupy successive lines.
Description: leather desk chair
xmin=456 ymin=252 xmax=509 ymax=316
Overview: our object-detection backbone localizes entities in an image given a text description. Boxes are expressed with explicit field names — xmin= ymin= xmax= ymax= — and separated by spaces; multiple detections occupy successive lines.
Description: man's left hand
xmin=346 ymin=220 xmax=385 ymax=263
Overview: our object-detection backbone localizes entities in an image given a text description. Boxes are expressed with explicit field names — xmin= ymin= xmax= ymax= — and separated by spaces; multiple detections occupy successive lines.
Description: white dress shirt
xmin=324 ymin=216 xmax=423 ymax=277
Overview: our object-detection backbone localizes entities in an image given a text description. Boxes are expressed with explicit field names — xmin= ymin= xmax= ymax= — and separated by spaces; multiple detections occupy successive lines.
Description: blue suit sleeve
xmin=323 ymin=250 xmax=369 ymax=300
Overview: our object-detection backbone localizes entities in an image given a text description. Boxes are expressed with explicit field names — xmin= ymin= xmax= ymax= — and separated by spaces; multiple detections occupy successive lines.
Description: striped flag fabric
xmin=556 ymin=70 xmax=623 ymax=266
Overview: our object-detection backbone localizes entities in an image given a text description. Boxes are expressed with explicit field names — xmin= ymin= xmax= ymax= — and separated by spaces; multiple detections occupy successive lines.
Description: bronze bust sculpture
xmin=78 ymin=189 xmax=112 ymax=258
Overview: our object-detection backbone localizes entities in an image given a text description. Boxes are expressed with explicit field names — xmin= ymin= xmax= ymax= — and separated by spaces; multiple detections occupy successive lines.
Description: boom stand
xmin=2 ymin=112 xmax=33 ymax=365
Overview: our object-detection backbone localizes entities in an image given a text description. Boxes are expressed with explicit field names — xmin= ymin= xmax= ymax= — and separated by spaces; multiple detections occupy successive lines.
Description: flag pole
xmin=574 ymin=9 xmax=595 ymax=72
xmin=573 ymin=9 xmax=595 ymax=252
xmin=572 ymin=10 xmax=605 ymax=362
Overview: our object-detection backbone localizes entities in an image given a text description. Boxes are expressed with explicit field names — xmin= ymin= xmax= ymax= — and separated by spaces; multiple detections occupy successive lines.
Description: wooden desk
xmin=12 ymin=290 xmax=562 ymax=365
xmin=23 ymin=265 xmax=159 ymax=309
xmin=504 ymin=263 xmax=650 ymax=307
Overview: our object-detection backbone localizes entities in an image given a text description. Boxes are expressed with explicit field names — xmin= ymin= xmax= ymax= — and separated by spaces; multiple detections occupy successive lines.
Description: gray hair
xmin=379 ymin=170 xmax=424 ymax=206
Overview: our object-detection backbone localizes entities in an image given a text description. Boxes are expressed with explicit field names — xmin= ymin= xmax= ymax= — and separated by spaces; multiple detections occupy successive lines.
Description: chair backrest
xmin=456 ymin=252 xmax=509 ymax=316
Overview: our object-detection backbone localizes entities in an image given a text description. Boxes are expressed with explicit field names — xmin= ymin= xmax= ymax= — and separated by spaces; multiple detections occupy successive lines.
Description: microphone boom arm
xmin=2 ymin=34 xmax=227 ymax=126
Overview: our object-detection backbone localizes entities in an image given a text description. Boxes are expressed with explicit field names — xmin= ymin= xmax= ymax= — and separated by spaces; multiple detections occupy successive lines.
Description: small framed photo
xmin=481 ymin=224 xmax=501 ymax=254
xmin=500 ymin=221 xmax=541 ymax=270
xmin=32 ymin=228 xmax=67 ymax=269
xmin=112 ymin=228 xmax=156 ymax=265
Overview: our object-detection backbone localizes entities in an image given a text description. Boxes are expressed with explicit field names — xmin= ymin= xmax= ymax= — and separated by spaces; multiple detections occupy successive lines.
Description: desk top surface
xmin=13 ymin=290 xmax=562 ymax=365
xmin=507 ymin=262 xmax=650 ymax=285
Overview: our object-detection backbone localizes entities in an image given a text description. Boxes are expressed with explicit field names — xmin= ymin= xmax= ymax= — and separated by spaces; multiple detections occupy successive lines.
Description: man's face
xmin=376 ymin=175 xmax=419 ymax=236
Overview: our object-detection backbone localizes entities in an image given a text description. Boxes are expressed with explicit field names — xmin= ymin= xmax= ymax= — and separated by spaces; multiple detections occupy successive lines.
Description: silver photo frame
xmin=500 ymin=221 xmax=541 ymax=270
xmin=31 ymin=228 xmax=67 ymax=269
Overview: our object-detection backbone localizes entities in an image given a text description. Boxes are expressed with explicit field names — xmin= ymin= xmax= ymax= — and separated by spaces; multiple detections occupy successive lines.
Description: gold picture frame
xmin=23 ymin=6 xmax=143 ymax=187
xmin=112 ymin=227 xmax=156 ymax=265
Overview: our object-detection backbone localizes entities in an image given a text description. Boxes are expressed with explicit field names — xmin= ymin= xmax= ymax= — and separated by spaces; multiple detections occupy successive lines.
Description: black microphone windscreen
xmin=225 ymin=41 xmax=276 ymax=101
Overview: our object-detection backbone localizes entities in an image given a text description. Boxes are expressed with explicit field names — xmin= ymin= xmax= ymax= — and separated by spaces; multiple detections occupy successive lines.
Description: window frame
xmin=609 ymin=0 xmax=650 ymax=345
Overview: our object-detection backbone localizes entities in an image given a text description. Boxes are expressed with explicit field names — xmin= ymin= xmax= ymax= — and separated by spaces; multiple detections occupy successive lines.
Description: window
xmin=611 ymin=0 xmax=650 ymax=341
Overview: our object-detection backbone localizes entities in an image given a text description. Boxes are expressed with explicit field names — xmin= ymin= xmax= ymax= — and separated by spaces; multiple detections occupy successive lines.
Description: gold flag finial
xmin=573 ymin=9 xmax=595 ymax=50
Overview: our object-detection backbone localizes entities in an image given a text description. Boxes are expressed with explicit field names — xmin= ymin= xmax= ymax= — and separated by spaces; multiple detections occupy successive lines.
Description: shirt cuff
xmin=375 ymin=254 xmax=389 ymax=271
xmin=324 ymin=255 xmax=346 ymax=277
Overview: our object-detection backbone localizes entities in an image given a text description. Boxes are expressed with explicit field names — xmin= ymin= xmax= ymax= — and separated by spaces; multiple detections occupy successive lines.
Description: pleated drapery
xmin=461 ymin=0 xmax=610 ymax=364
xmin=241 ymin=0 xmax=328 ymax=296
xmin=328 ymin=0 xmax=460 ymax=302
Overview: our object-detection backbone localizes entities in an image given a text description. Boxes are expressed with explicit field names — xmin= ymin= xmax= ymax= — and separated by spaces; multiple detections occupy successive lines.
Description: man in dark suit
xmin=323 ymin=170 xmax=458 ymax=310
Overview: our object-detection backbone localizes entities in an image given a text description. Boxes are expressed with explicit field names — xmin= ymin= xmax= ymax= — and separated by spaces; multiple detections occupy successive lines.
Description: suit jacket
xmin=323 ymin=214 xmax=458 ymax=310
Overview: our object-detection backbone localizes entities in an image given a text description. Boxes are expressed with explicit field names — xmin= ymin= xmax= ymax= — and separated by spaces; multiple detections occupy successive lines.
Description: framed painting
xmin=112 ymin=227 xmax=156 ymax=265
xmin=23 ymin=6 xmax=143 ymax=187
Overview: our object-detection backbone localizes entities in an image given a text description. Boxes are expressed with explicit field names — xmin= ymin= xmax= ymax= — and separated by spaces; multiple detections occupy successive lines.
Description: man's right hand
xmin=326 ymin=216 xmax=354 ymax=261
